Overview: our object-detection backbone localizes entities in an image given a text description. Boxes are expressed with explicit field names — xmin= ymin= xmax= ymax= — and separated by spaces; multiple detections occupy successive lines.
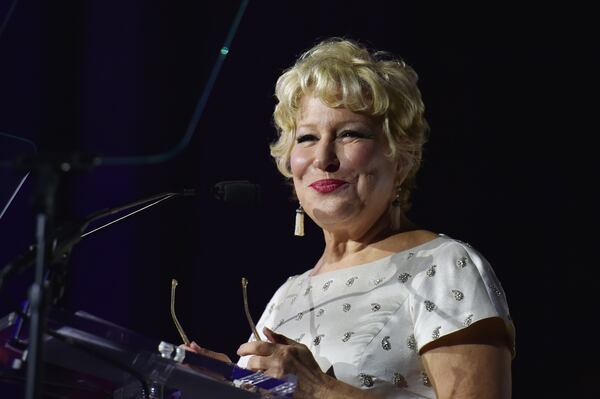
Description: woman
xmin=188 ymin=38 xmax=515 ymax=399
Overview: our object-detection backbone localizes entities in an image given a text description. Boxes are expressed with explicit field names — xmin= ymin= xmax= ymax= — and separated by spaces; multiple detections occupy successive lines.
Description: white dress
xmin=237 ymin=235 xmax=515 ymax=398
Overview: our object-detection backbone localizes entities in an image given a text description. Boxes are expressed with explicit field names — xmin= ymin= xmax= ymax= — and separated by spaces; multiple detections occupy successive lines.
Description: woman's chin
xmin=311 ymin=207 xmax=356 ymax=227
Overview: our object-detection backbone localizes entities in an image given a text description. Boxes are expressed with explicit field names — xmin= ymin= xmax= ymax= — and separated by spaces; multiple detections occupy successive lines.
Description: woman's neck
xmin=311 ymin=214 xmax=417 ymax=276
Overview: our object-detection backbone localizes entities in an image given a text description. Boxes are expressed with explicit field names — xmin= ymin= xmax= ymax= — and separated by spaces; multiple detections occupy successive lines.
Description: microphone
xmin=212 ymin=180 xmax=261 ymax=205
xmin=0 ymin=180 xmax=261 ymax=292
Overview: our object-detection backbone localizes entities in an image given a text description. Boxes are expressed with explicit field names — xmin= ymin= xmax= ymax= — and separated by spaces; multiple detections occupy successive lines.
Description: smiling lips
xmin=309 ymin=179 xmax=348 ymax=193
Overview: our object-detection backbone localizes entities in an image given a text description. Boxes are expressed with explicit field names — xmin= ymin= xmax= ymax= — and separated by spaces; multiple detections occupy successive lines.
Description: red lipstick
xmin=309 ymin=179 xmax=348 ymax=193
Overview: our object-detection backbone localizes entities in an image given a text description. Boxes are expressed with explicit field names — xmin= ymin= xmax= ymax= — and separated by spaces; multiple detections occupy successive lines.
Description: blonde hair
xmin=270 ymin=38 xmax=429 ymax=211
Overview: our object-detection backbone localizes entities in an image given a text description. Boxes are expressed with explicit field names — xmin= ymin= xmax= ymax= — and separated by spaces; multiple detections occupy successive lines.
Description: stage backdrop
xmin=0 ymin=1 xmax=597 ymax=397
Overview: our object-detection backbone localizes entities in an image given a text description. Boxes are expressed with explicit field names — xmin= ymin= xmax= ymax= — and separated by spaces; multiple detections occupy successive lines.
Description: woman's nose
xmin=313 ymin=140 xmax=340 ymax=172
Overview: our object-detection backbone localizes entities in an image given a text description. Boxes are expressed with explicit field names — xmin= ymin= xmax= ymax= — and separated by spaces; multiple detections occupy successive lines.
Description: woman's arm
xmin=420 ymin=317 xmax=512 ymax=399
xmin=237 ymin=327 xmax=380 ymax=399
xmin=318 ymin=377 xmax=381 ymax=399
xmin=239 ymin=319 xmax=511 ymax=398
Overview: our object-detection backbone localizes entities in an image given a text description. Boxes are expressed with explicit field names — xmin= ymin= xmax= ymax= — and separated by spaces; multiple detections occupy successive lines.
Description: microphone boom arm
xmin=0 ymin=190 xmax=189 ymax=293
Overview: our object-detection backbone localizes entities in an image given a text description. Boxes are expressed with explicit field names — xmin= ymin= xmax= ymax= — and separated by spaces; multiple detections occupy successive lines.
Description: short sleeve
xmin=236 ymin=275 xmax=298 ymax=368
xmin=408 ymin=242 xmax=515 ymax=356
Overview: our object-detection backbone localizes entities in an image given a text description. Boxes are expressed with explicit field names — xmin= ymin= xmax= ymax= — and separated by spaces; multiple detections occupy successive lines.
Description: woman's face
xmin=290 ymin=95 xmax=399 ymax=233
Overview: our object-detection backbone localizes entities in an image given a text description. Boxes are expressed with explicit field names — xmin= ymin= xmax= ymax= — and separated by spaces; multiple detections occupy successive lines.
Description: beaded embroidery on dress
xmin=238 ymin=235 xmax=515 ymax=398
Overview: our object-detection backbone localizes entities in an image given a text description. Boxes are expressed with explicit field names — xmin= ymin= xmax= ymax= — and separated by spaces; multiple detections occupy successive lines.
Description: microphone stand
xmin=0 ymin=2 xmax=253 ymax=396
xmin=25 ymin=160 xmax=57 ymax=399
xmin=5 ymin=152 xmax=195 ymax=399
xmin=1 ymin=151 xmax=258 ymax=399
xmin=17 ymin=152 xmax=98 ymax=399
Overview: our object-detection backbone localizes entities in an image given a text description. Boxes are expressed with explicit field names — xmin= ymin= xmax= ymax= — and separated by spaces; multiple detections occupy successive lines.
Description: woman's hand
xmin=180 ymin=341 xmax=232 ymax=364
xmin=237 ymin=327 xmax=333 ymax=398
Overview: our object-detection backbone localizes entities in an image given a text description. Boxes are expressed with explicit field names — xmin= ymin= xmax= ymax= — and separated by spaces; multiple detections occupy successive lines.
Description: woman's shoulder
xmin=381 ymin=229 xmax=441 ymax=254
xmin=382 ymin=231 xmax=490 ymax=270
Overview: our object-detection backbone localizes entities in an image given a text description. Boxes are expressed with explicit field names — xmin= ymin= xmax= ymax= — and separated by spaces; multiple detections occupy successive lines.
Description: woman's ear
xmin=393 ymin=156 xmax=410 ymax=187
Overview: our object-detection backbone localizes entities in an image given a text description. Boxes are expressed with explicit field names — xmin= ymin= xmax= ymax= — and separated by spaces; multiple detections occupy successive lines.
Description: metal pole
xmin=24 ymin=213 xmax=48 ymax=399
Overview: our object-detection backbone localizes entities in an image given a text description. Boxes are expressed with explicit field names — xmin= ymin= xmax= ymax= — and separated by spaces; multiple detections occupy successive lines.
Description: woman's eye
xmin=296 ymin=134 xmax=318 ymax=143
xmin=339 ymin=130 xmax=371 ymax=139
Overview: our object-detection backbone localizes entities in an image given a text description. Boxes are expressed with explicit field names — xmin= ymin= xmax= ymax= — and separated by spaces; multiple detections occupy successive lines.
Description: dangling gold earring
xmin=391 ymin=187 xmax=402 ymax=231
xmin=294 ymin=204 xmax=305 ymax=237
xmin=392 ymin=189 xmax=402 ymax=207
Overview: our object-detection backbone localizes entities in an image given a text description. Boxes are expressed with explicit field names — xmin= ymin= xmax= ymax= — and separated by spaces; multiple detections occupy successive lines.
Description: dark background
xmin=0 ymin=1 xmax=597 ymax=397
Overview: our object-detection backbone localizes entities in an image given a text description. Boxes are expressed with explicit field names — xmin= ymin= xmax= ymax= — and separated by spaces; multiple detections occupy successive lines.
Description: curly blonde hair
xmin=270 ymin=38 xmax=429 ymax=211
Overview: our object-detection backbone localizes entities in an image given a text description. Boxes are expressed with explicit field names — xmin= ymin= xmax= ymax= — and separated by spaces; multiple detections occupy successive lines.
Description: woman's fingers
xmin=179 ymin=341 xmax=197 ymax=353
xmin=190 ymin=341 xmax=203 ymax=352
xmin=263 ymin=326 xmax=295 ymax=345
xmin=180 ymin=341 xmax=232 ymax=363
xmin=246 ymin=355 xmax=290 ymax=379
xmin=246 ymin=355 xmax=272 ymax=371
xmin=237 ymin=340 xmax=276 ymax=357
xmin=238 ymin=329 xmax=321 ymax=380
xmin=240 ymin=330 xmax=329 ymax=394
xmin=179 ymin=341 xmax=204 ymax=353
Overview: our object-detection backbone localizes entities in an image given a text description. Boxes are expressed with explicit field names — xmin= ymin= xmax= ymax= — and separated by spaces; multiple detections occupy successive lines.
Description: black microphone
xmin=211 ymin=180 xmax=261 ymax=205
xmin=0 ymin=180 xmax=261 ymax=292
